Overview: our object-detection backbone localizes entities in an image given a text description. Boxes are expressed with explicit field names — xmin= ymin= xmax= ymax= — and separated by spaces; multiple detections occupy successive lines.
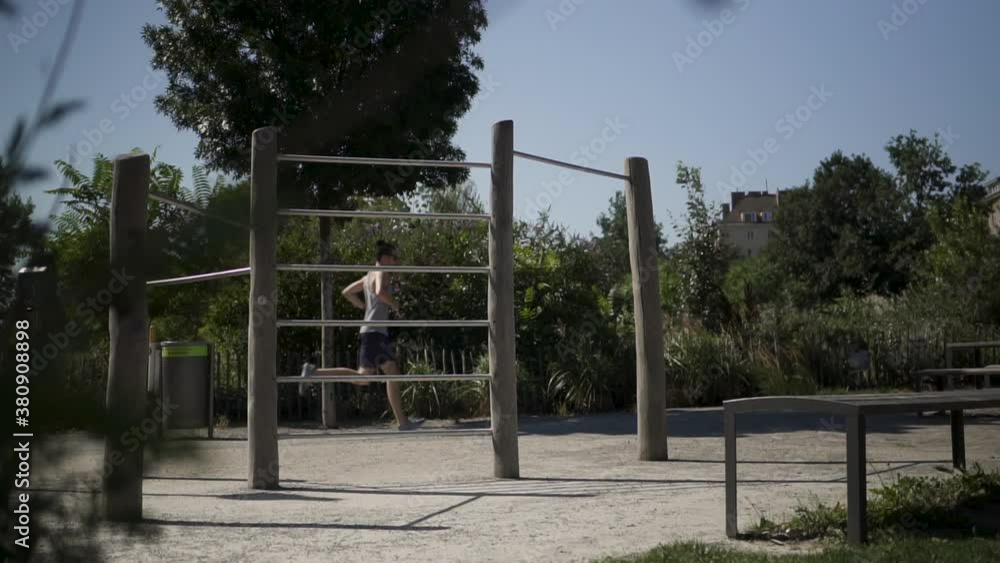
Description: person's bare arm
xmin=373 ymin=271 xmax=400 ymax=313
xmin=341 ymin=277 xmax=366 ymax=310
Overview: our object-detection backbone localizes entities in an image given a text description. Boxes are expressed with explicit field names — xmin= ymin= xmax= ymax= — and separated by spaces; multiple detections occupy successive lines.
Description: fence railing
xmin=54 ymin=324 xmax=1000 ymax=426
xmin=211 ymin=341 xmax=489 ymax=423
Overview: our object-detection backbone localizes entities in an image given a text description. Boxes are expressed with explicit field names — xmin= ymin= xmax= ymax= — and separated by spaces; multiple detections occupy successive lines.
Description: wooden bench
xmin=724 ymin=390 xmax=1000 ymax=545
xmin=912 ymin=367 xmax=1000 ymax=392
xmin=945 ymin=340 xmax=1000 ymax=388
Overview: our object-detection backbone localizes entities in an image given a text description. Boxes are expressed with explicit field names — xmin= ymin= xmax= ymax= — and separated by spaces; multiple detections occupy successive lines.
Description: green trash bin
xmin=156 ymin=341 xmax=214 ymax=438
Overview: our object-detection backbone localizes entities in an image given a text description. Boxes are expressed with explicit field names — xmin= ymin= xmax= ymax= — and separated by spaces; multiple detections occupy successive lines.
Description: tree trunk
xmin=319 ymin=216 xmax=337 ymax=427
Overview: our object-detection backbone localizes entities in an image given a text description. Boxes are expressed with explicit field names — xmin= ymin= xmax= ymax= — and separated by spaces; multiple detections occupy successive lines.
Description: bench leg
xmin=951 ymin=409 xmax=966 ymax=470
xmin=725 ymin=409 xmax=738 ymax=538
xmin=846 ymin=414 xmax=867 ymax=546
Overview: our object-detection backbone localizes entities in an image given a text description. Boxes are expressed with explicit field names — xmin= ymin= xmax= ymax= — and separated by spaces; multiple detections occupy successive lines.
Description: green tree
xmin=0 ymin=180 xmax=38 ymax=315
xmin=48 ymin=154 xmax=247 ymax=344
xmin=592 ymin=191 xmax=664 ymax=292
xmin=144 ymin=0 xmax=489 ymax=372
xmin=722 ymin=252 xmax=786 ymax=323
xmin=886 ymin=130 xmax=989 ymax=212
xmin=771 ymin=152 xmax=911 ymax=303
xmin=673 ymin=162 xmax=730 ymax=329
xmin=918 ymin=196 xmax=1000 ymax=322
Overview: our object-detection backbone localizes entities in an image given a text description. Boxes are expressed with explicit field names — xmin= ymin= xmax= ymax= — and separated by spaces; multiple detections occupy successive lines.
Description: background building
xmin=985 ymin=178 xmax=1000 ymax=236
xmin=719 ymin=191 xmax=780 ymax=258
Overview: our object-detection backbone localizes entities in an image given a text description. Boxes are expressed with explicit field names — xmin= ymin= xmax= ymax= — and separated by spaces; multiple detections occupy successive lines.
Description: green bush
xmin=748 ymin=465 xmax=1000 ymax=543
xmin=664 ymin=326 xmax=752 ymax=407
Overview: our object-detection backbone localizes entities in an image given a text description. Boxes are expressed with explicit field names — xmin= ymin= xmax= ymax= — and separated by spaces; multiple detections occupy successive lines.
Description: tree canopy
xmin=143 ymin=0 xmax=488 ymax=206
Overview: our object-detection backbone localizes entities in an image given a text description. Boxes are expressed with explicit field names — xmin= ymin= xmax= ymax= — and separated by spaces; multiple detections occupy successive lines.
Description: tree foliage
xmin=143 ymin=0 xmax=488 ymax=207
xmin=673 ymin=162 xmax=731 ymax=329
xmin=592 ymin=192 xmax=665 ymax=290
xmin=770 ymin=132 xmax=990 ymax=306
xmin=772 ymin=152 xmax=911 ymax=303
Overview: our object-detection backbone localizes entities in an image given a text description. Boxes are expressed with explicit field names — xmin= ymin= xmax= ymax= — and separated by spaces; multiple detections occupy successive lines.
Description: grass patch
xmin=595 ymin=538 xmax=1000 ymax=563
xmin=747 ymin=465 xmax=1000 ymax=542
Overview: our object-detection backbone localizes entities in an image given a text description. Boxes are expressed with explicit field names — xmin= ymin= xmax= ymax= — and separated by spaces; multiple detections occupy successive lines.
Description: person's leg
xmin=380 ymin=360 xmax=410 ymax=428
xmin=313 ymin=367 xmax=358 ymax=376
xmin=302 ymin=364 xmax=369 ymax=385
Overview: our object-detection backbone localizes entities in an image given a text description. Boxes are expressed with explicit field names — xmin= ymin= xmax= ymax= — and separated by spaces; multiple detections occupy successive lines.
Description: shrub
xmin=748 ymin=465 xmax=1000 ymax=542
xmin=664 ymin=325 xmax=753 ymax=407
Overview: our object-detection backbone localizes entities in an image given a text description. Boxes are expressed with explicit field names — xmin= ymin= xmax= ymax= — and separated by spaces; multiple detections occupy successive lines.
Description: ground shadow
xmin=281 ymin=484 xmax=594 ymax=499
xmin=142 ymin=518 xmax=447 ymax=532
xmin=138 ymin=491 xmax=341 ymax=502
xmin=144 ymin=475 xmax=307 ymax=483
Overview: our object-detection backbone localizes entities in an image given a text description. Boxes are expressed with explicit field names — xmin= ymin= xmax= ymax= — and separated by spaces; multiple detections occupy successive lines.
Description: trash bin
xmin=156 ymin=341 xmax=214 ymax=438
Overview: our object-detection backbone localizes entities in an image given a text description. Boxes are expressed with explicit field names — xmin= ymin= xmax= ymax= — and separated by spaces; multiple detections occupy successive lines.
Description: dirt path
xmin=38 ymin=408 xmax=1000 ymax=562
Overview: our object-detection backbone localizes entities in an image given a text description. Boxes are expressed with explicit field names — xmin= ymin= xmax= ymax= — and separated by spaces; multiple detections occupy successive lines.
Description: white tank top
xmin=361 ymin=273 xmax=391 ymax=335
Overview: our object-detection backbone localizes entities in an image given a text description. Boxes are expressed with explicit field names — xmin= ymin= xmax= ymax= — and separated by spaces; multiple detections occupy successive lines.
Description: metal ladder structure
xmin=246 ymin=121 xmax=519 ymax=488
xmin=118 ymin=119 xmax=663 ymax=509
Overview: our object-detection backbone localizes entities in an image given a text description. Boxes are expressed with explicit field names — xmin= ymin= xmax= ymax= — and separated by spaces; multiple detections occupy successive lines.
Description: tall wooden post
xmin=625 ymin=157 xmax=668 ymax=461
xmin=489 ymin=119 xmax=519 ymax=478
xmin=104 ymin=153 xmax=150 ymax=521
xmin=319 ymin=217 xmax=337 ymax=427
xmin=249 ymin=127 xmax=280 ymax=489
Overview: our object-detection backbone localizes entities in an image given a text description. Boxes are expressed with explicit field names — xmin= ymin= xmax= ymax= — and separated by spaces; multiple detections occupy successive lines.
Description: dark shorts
xmin=359 ymin=331 xmax=396 ymax=370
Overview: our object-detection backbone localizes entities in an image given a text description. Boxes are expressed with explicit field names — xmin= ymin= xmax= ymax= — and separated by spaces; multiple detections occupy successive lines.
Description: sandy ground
xmin=36 ymin=408 xmax=1000 ymax=563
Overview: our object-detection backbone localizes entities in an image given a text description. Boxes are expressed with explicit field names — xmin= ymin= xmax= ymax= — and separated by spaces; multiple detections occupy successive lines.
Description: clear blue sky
xmin=5 ymin=0 xmax=998 ymax=239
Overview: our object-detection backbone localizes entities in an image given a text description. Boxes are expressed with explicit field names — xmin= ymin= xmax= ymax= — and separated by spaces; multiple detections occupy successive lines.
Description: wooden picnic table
xmin=912 ymin=366 xmax=1000 ymax=391
xmin=724 ymin=390 xmax=1000 ymax=546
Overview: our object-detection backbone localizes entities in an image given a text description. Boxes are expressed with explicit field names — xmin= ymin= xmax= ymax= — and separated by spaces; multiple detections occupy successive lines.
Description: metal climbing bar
xmin=277 ymin=154 xmax=492 ymax=169
xmin=147 ymin=267 xmax=251 ymax=287
xmin=148 ymin=192 xmax=250 ymax=230
xmin=277 ymin=264 xmax=489 ymax=274
xmin=276 ymin=373 xmax=492 ymax=383
xmin=277 ymin=319 xmax=489 ymax=328
xmin=513 ymin=150 xmax=629 ymax=181
xmin=277 ymin=208 xmax=489 ymax=221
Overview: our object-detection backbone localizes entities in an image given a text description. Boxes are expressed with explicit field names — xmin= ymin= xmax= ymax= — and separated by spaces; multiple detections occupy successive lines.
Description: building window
xmin=762 ymin=212 xmax=774 ymax=223
xmin=747 ymin=249 xmax=752 ymax=257
xmin=741 ymin=212 xmax=757 ymax=223
xmin=747 ymin=231 xmax=755 ymax=241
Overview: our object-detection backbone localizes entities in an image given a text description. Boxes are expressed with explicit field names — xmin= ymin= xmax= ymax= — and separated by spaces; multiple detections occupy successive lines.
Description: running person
xmin=301 ymin=240 xmax=415 ymax=430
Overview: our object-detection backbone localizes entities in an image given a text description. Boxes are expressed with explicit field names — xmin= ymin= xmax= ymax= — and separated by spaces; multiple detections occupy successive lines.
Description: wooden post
xmin=950 ymin=409 xmax=966 ymax=469
xmin=248 ymin=127 xmax=280 ymax=489
xmin=846 ymin=414 xmax=868 ymax=545
xmin=489 ymin=119 xmax=519 ymax=478
xmin=625 ymin=157 xmax=668 ymax=461
xmin=103 ymin=153 xmax=150 ymax=521
xmin=207 ymin=343 xmax=215 ymax=439
xmin=319 ymin=217 xmax=337 ymax=427
xmin=724 ymin=408 xmax=738 ymax=537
